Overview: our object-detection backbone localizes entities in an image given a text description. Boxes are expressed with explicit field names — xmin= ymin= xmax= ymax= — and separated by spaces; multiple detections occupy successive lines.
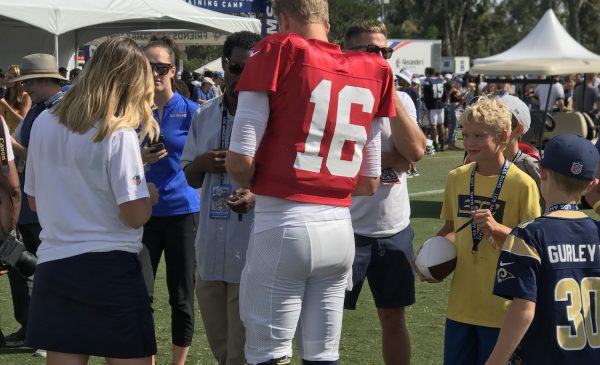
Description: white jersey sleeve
xmin=228 ymin=91 xmax=270 ymax=157
xmin=358 ymin=117 xmax=382 ymax=177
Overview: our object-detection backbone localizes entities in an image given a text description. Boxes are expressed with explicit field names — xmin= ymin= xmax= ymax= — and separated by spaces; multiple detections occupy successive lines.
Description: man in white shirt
xmin=533 ymin=76 xmax=565 ymax=112
xmin=343 ymin=20 xmax=426 ymax=365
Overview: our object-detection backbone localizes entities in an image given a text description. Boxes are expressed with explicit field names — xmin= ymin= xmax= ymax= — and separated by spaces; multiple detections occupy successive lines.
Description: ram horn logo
xmin=497 ymin=268 xmax=515 ymax=283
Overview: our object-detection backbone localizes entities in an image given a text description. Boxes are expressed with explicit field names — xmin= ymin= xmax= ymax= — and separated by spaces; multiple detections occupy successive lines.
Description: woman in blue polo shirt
xmin=141 ymin=36 xmax=200 ymax=365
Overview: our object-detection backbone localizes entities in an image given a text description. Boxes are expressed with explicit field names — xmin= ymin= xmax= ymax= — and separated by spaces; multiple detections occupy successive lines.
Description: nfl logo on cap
xmin=540 ymin=134 xmax=600 ymax=181
xmin=571 ymin=162 xmax=583 ymax=175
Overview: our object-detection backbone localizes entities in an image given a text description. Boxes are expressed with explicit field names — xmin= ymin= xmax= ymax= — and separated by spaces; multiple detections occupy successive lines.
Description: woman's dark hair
xmin=144 ymin=36 xmax=188 ymax=96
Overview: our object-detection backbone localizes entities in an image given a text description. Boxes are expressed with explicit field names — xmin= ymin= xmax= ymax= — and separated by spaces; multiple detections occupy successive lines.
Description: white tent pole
xmin=54 ymin=34 xmax=59 ymax=67
xmin=75 ymin=31 xmax=80 ymax=68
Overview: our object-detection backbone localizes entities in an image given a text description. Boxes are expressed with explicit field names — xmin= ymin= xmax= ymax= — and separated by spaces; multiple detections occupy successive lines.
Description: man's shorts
xmin=344 ymin=225 xmax=415 ymax=310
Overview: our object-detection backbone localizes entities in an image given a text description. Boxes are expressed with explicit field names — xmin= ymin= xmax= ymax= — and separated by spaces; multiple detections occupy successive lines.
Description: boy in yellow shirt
xmin=424 ymin=97 xmax=541 ymax=365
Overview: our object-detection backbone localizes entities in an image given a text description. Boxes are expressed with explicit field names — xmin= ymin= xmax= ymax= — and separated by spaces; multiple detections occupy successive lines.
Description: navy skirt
xmin=26 ymin=251 xmax=156 ymax=358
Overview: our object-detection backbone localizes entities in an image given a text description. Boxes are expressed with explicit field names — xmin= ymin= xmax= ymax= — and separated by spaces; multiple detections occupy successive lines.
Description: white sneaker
xmin=34 ymin=349 xmax=47 ymax=358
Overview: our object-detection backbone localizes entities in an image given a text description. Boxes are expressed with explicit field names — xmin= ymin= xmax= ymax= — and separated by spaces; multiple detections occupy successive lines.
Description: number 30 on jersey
xmin=294 ymin=79 xmax=375 ymax=178
xmin=555 ymin=277 xmax=600 ymax=350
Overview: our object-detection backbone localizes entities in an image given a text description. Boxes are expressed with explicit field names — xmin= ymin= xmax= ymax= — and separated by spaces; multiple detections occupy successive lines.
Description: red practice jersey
xmin=236 ymin=32 xmax=396 ymax=206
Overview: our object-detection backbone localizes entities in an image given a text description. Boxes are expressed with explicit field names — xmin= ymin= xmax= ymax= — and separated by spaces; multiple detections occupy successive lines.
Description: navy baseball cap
xmin=540 ymin=134 xmax=600 ymax=181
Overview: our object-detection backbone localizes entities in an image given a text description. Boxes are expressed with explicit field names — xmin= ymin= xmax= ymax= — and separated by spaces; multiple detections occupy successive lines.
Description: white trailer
xmin=386 ymin=39 xmax=442 ymax=76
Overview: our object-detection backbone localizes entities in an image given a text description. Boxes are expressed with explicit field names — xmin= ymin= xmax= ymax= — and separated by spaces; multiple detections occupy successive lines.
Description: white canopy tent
xmin=0 ymin=0 xmax=261 ymax=69
xmin=471 ymin=9 xmax=600 ymax=75
xmin=195 ymin=57 xmax=224 ymax=75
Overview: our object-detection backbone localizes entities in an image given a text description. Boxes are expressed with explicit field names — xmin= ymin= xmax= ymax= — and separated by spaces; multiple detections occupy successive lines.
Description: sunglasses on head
xmin=150 ymin=63 xmax=173 ymax=76
xmin=224 ymin=57 xmax=245 ymax=75
xmin=347 ymin=44 xmax=394 ymax=60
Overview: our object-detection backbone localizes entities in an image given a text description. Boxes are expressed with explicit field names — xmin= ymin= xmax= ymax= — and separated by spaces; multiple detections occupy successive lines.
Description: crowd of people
xmin=0 ymin=1 xmax=599 ymax=365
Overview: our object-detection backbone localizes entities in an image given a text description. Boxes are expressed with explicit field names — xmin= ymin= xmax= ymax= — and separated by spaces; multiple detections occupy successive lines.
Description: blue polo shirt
xmin=146 ymin=92 xmax=200 ymax=216
xmin=193 ymin=85 xmax=214 ymax=102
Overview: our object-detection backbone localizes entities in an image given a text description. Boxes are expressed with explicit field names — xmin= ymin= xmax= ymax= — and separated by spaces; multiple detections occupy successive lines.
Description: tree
xmin=328 ymin=0 xmax=379 ymax=43
xmin=385 ymin=0 xmax=600 ymax=58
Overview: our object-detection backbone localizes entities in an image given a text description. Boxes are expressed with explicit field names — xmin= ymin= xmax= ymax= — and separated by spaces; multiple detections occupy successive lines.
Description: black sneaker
xmin=3 ymin=328 xmax=25 ymax=347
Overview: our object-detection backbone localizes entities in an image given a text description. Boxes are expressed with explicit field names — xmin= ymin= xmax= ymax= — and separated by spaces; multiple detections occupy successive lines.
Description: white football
xmin=415 ymin=236 xmax=457 ymax=281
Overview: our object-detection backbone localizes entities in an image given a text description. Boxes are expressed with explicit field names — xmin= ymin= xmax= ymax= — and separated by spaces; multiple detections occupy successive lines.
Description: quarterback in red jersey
xmin=225 ymin=1 xmax=396 ymax=364
xmin=229 ymin=31 xmax=396 ymax=206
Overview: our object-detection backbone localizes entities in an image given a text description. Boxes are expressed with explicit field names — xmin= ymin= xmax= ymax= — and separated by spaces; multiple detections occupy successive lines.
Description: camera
xmin=0 ymin=231 xmax=37 ymax=277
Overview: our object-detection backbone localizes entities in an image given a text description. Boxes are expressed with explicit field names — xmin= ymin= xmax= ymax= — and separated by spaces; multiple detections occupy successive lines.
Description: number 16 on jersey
xmin=294 ymin=79 xmax=375 ymax=178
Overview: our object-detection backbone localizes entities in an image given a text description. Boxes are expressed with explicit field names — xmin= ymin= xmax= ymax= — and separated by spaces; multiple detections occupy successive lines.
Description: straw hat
xmin=11 ymin=54 xmax=69 ymax=83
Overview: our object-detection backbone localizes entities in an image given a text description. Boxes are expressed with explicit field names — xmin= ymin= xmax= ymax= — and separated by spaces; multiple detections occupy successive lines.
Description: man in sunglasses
xmin=342 ymin=19 xmax=425 ymax=365
xmin=180 ymin=30 xmax=261 ymax=365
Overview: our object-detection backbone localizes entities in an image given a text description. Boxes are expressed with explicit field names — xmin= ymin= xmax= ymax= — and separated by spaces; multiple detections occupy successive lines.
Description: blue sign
xmin=185 ymin=0 xmax=278 ymax=36
xmin=256 ymin=0 xmax=278 ymax=36
xmin=185 ymin=0 xmax=254 ymax=13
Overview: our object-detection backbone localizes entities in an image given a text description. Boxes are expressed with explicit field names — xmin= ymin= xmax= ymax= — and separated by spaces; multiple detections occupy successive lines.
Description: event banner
xmin=185 ymin=0 xmax=278 ymax=36
xmin=256 ymin=0 xmax=278 ymax=36
xmin=185 ymin=0 xmax=254 ymax=13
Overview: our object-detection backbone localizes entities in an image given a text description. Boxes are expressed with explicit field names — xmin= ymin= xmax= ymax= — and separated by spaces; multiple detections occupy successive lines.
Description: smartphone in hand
xmin=151 ymin=143 xmax=165 ymax=153
xmin=148 ymin=135 xmax=166 ymax=153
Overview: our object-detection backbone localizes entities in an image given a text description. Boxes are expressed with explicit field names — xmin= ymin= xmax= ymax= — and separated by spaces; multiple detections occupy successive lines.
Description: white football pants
xmin=240 ymin=220 xmax=355 ymax=364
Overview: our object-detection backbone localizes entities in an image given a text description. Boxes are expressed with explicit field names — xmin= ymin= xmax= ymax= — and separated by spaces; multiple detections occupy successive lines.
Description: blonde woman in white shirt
xmin=23 ymin=37 xmax=159 ymax=365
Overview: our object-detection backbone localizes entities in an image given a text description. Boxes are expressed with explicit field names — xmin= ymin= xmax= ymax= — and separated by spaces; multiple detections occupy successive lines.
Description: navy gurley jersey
xmin=493 ymin=210 xmax=600 ymax=364
xmin=422 ymin=78 xmax=447 ymax=110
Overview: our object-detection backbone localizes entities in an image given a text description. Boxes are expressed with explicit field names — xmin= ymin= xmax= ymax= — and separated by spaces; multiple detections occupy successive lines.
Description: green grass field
xmin=0 ymin=148 xmax=467 ymax=365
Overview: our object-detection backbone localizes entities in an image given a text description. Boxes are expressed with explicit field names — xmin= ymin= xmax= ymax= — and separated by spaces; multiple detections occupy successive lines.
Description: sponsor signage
xmin=185 ymin=0 xmax=254 ymax=12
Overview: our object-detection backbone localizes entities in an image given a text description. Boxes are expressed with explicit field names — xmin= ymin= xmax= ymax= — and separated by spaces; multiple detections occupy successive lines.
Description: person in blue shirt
xmin=142 ymin=36 xmax=200 ymax=365
xmin=193 ymin=77 xmax=215 ymax=105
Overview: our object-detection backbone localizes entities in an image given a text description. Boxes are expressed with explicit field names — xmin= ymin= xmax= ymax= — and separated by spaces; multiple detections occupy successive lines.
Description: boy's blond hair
xmin=546 ymin=169 xmax=591 ymax=196
xmin=461 ymin=97 xmax=512 ymax=146
xmin=272 ymin=0 xmax=329 ymax=26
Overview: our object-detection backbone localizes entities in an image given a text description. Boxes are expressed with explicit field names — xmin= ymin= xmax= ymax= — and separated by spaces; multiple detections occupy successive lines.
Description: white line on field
xmin=409 ymin=189 xmax=445 ymax=197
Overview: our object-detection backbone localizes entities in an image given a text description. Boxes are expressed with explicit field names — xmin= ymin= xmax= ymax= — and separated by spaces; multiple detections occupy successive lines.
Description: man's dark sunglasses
xmin=224 ymin=57 xmax=245 ymax=75
xmin=150 ymin=63 xmax=173 ymax=76
xmin=347 ymin=44 xmax=394 ymax=60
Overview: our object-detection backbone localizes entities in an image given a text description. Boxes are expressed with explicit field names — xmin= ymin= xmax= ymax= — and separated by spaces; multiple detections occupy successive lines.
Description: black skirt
xmin=26 ymin=250 xmax=156 ymax=358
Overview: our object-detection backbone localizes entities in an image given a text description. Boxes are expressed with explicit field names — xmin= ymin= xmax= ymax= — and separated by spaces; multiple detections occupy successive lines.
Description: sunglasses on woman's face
xmin=347 ymin=44 xmax=394 ymax=60
xmin=224 ymin=57 xmax=245 ymax=75
xmin=150 ymin=63 xmax=173 ymax=76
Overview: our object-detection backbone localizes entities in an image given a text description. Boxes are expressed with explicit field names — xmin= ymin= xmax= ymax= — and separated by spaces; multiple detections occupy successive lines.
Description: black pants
xmin=7 ymin=223 xmax=42 ymax=331
xmin=142 ymin=213 xmax=198 ymax=347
